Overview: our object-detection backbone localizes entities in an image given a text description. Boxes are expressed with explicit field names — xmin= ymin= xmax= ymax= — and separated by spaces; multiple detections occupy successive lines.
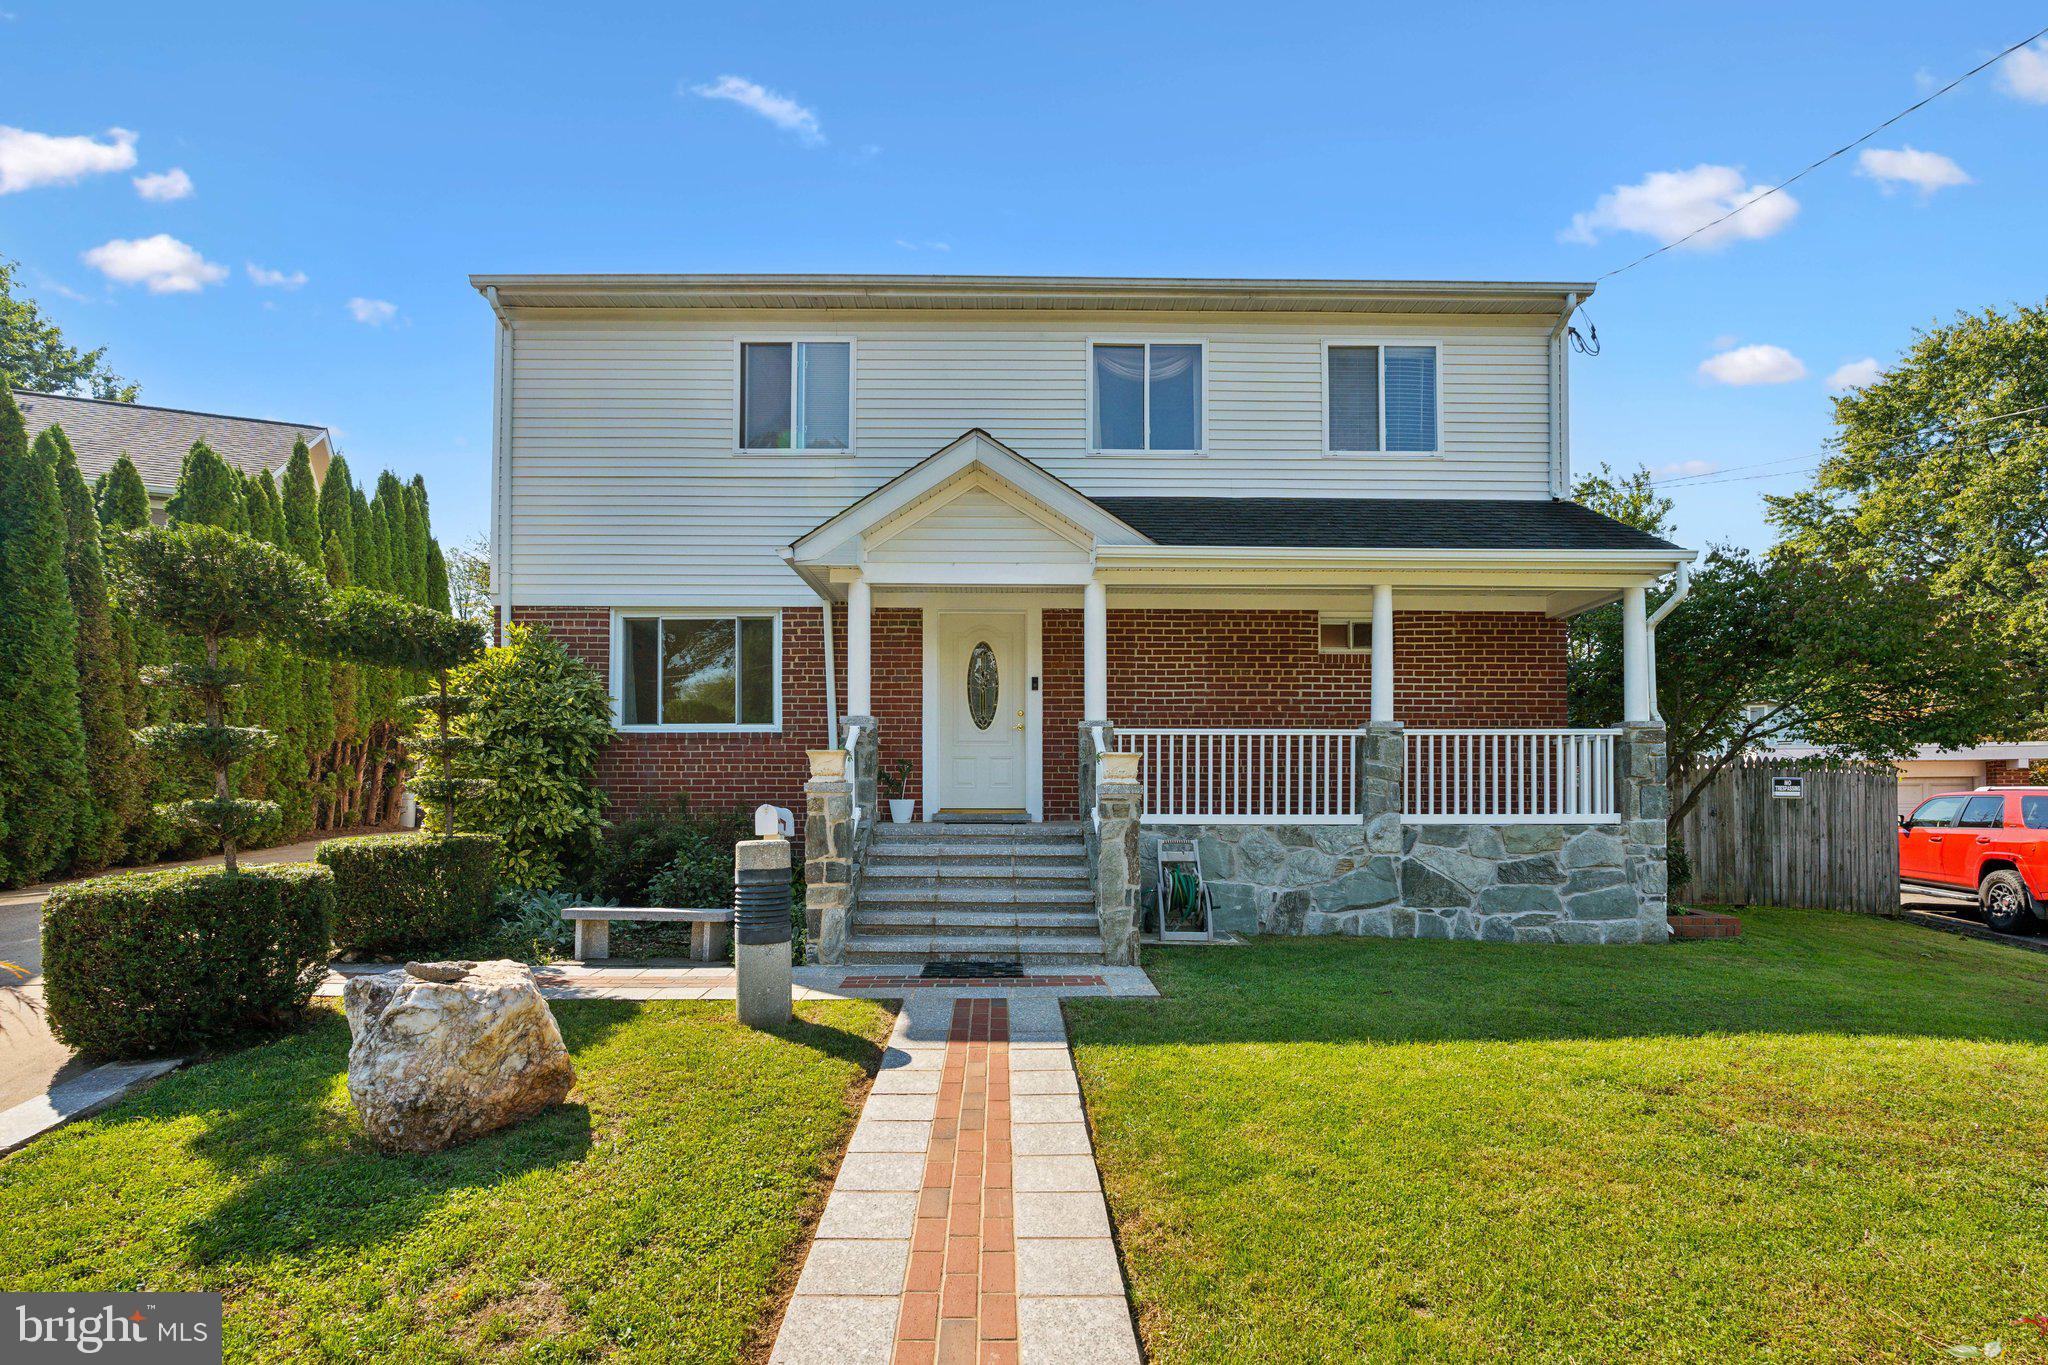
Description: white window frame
xmin=1317 ymin=615 xmax=1373 ymax=654
xmin=1087 ymin=338 xmax=1208 ymax=455
xmin=1320 ymin=339 xmax=1444 ymax=457
xmin=610 ymin=608 xmax=783 ymax=733
xmin=733 ymin=337 xmax=858 ymax=456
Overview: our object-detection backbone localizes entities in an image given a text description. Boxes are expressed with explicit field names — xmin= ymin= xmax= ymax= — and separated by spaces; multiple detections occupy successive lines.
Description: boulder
xmin=344 ymin=959 xmax=575 ymax=1153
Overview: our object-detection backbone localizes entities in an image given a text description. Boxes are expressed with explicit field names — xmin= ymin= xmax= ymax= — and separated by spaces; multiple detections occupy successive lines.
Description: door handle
xmin=1976 ymin=836 xmax=1993 ymax=844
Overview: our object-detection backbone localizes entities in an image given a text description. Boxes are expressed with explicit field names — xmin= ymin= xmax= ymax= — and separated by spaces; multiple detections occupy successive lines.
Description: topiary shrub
xmin=43 ymin=863 xmax=332 ymax=1056
xmin=317 ymin=832 xmax=499 ymax=956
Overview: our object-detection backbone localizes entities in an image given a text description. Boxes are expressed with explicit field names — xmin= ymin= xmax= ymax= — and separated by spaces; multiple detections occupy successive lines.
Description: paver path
xmin=772 ymin=990 xmax=1140 ymax=1364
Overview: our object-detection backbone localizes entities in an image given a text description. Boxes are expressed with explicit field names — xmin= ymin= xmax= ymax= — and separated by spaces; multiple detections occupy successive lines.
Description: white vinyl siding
xmin=868 ymin=486 xmax=1087 ymax=567
xmin=504 ymin=310 xmax=1558 ymax=606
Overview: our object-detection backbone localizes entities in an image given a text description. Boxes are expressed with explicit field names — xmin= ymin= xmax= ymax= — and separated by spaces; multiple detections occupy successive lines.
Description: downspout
xmin=485 ymin=286 xmax=514 ymax=635
xmin=1644 ymin=561 xmax=1691 ymax=725
xmin=1547 ymin=292 xmax=1579 ymax=499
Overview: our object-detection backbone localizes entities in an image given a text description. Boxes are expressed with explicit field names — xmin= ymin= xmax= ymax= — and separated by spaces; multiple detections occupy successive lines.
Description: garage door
xmin=1897 ymin=778 xmax=1949 ymax=821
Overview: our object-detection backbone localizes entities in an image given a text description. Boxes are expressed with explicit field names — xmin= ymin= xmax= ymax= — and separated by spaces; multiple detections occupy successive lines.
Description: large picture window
xmin=619 ymin=613 xmax=778 ymax=729
xmin=1092 ymin=342 xmax=1203 ymax=451
xmin=1326 ymin=343 xmax=1440 ymax=453
xmin=740 ymin=341 xmax=852 ymax=451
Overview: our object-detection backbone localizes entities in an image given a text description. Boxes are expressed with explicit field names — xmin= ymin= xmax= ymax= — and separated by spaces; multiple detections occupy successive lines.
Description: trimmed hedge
xmin=43 ymin=863 xmax=332 ymax=1056
xmin=317 ymin=832 xmax=499 ymax=956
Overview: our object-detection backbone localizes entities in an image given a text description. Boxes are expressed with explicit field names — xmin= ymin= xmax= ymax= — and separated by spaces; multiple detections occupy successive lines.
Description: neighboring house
xmin=13 ymin=390 xmax=333 ymax=522
xmin=1763 ymin=739 xmax=2048 ymax=819
xmin=474 ymin=273 xmax=1693 ymax=961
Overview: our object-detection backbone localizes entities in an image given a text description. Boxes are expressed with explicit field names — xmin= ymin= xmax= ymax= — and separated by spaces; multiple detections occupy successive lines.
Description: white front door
xmin=937 ymin=611 xmax=1028 ymax=813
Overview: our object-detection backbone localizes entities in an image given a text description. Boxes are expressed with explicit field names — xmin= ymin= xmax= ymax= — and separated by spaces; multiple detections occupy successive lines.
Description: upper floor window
xmin=1326 ymin=343 xmax=1440 ymax=454
xmin=618 ymin=611 xmax=779 ymax=730
xmin=740 ymin=341 xmax=851 ymax=451
xmin=1092 ymin=342 xmax=1203 ymax=452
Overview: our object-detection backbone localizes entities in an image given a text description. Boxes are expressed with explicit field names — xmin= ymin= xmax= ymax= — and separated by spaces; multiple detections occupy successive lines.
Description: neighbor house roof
xmin=12 ymin=390 xmax=332 ymax=496
xmin=472 ymin=273 xmax=1596 ymax=317
xmin=1090 ymin=497 xmax=1682 ymax=553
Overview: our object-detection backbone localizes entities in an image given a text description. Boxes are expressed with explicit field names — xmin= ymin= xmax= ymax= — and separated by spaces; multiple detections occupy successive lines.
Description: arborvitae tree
xmin=0 ymin=388 xmax=89 ymax=884
xmin=374 ymin=473 xmax=413 ymax=600
xmin=237 ymin=472 xmax=298 ymax=810
xmin=324 ymin=532 xmax=358 ymax=738
xmin=41 ymin=426 xmax=142 ymax=869
xmin=404 ymin=476 xmax=432 ymax=603
xmin=348 ymin=484 xmax=374 ymax=586
xmin=165 ymin=443 xmax=245 ymax=530
xmin=121 ymin=525 xmax=324 ymax=871
xmin=95 ymin=455 xmax=151 ymax=532
xmin=425 ymin=539 xmax=451 ymax=614
xmin=318 ymin=453 xmax=355 ymax=558
xmin=281 ymin=441 xmax=322 ymax=566
xmin=92 ymin=451 xmax=166 ymax=854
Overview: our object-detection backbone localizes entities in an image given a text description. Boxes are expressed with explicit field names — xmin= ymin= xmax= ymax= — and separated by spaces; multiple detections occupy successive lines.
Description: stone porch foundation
xmin=1138 ymin=724 xmax=1669 ymax=945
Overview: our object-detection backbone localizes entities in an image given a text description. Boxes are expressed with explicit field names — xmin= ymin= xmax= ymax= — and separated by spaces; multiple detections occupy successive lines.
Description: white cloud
xmin=346 ymin=297 xmax=397 ymax=325
xmin=690 ymin=74 xmax=824 ymax=145
xmin=895 ymin=238 xmax=952 ymax=252
xmin=1998 ymin=40 xmax=2048 ymax=103
xmin=1562 ymin=164 xmax=1799 ymax=249
xmin=80 ymin=234 xmax=227 ymax=294
xmin=132 ymin=166 xmax=193 ymax=201
xmin=1855 ymin=146 xmax=1971 ymax=196
xmin=1654 ymin=459 xmax=1719 ymax=479
xmin=1827 ymin=357 xmax=1885 ymax=391
xmin=0 ymin=125 xmax=138 ymax=194
xmin=1699 ymin=344 xmax=1807 ymax=386
xmin=246 ymin=262 xmax=308 ymax=289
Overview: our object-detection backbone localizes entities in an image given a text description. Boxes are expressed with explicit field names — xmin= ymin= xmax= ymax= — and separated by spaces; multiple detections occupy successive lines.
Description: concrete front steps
xmin=842 ymin=821 xmax=1107 ymax=966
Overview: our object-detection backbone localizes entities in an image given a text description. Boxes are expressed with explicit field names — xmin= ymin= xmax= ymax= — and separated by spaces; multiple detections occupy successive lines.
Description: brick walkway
xmin=771 ymin=992 xmax=1139 ymax=1364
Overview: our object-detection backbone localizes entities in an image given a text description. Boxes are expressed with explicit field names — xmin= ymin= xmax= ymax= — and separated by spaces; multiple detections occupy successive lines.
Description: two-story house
xmin=474 ymin=273 xmax=1691 ymax=964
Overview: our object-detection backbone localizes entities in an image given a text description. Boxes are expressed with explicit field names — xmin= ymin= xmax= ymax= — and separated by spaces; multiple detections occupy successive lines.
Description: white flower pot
xmin=888 ymin=798 xmax=917 ymax=823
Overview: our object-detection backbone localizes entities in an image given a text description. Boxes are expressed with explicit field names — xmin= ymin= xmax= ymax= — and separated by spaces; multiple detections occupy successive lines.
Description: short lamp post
xmin=734 ymin=817 xmax=794 ymax=1028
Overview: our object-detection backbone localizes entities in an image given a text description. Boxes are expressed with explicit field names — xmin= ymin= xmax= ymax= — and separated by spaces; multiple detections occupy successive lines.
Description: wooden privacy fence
xmin=1677 ymin=757 xmax=1899 ymax=913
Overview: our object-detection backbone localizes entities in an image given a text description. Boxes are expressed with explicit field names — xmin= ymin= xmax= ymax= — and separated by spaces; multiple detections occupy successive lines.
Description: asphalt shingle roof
xmin=12 ymin=390 xmax=329 ymax=494
xmin=1091 ymin=496 xmax=1682 ymax=552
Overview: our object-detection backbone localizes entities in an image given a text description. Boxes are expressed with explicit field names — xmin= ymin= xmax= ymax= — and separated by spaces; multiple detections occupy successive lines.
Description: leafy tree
xmin=445 ymin=533 xmax=492 ymax=623
xmin=1574 ymin=462 xmax=1676 ymax=538
xmin=0 ymin=257 xmax=139 ymax=401
xmin=1571 ymin=547 xmax=2013 ymax=827
xmin=42 ymin=425 xmax=141 ymax=868
xmin=425 ymin=539 xmax=451 ymax=614
xmin=450 ymin=625 xmax=612 ymax=888
xmin=94 ymin=454 xmax=151 ymax=531
xmin=0 ymin=388 xmax=89 ymax=883
xmin=118 ymin=525 xmax=325 ymax=871
xmin=1770 ymin=301 xmax=2048 ymax=726
xmin=165 ymin=443 xmax=246 ymax=530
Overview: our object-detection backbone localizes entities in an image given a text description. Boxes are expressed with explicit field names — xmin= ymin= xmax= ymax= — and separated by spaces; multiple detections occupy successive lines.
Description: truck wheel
xmin=1979 ymin=869 xmax=2034 ymax=934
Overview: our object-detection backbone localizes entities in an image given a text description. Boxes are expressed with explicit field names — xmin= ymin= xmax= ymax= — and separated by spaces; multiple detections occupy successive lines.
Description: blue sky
xmin=5 ymin=2 xmax=2046 ymax=553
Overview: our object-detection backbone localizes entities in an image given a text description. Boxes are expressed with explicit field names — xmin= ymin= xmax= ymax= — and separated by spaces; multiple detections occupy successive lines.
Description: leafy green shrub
xmin=454 ymin=625 xmax=613 ymax=889
xmin=581 ymin=802 xmax=753 ymax=905
xmin=43 ymin=864 xmax=332 ymax=1055
xmin=454 ymin=885 xmax=584 ymax=962
xmin=317 ymin=832 xmax=499 ymax=956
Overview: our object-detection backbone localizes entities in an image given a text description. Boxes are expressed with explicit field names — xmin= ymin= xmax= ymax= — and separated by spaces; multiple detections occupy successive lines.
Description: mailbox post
xmin=734 ymin=836 xmax=793 ymax=1028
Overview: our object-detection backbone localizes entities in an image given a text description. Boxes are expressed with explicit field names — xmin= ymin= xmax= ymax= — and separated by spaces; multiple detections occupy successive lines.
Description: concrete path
xmin=771 ymin=990 xmax=1141 ymax=1365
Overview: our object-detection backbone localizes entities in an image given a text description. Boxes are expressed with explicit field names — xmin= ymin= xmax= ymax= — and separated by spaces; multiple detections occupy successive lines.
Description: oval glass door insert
xmin=967 ymin=642 xmax=999 ymax=730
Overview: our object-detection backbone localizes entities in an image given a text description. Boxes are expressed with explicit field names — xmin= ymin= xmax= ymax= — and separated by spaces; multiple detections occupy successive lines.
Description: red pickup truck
xmin=1899 ymin=787 xmax=2048 ymax=933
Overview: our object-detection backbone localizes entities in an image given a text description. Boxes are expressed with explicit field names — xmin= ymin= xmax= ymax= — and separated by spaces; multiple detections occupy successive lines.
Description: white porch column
xmin=1370 ymin=584 xmax=1394 ymax=724
xmin=1621 ymin=583 xmax=1652 ymax=725
xmin=845 ymin=576 xmax=872 ymax=717
xmin=1083 ymin=578 xmax=1108 ymax=721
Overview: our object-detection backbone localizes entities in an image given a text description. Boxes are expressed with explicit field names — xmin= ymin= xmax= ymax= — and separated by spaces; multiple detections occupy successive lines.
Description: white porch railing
xmin=1405 ymin=728 xmax=1620 ymax=823
xmin=1113 ymin=728 xmax=1362 ymax=824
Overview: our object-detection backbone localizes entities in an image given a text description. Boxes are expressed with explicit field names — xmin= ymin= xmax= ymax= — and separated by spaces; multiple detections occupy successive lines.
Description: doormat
xmin=919 ymin=959 xmax=1026 ymax=980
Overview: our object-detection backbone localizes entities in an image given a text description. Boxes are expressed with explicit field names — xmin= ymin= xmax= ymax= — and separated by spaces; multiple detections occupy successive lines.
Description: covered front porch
xmin=789 ymin=431 xmax=1691 ymax=957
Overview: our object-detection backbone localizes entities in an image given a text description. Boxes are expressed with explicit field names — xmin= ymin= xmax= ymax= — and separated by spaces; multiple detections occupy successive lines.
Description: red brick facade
xmin=512 ymin=603 xmax=1569 ymax=824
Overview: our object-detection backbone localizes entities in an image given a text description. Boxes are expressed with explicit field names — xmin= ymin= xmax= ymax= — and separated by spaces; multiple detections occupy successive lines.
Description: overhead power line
xmin=1650 ymin=402 xmax=2048 ymax=489
xmin=1599 ymin=21 xmax=2048 ymax=282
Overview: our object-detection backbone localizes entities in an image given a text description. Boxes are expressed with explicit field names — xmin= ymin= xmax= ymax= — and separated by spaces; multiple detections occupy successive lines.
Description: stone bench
xmin=561 ymin=907 xmax=732 ymax=962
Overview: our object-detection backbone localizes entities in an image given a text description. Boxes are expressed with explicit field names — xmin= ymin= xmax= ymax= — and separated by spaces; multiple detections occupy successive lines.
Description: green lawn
xmin=0 ymin=998 xmax=893 ymax=1362
xmin=1066 ymin=908 xmax=2048 ymax=1363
